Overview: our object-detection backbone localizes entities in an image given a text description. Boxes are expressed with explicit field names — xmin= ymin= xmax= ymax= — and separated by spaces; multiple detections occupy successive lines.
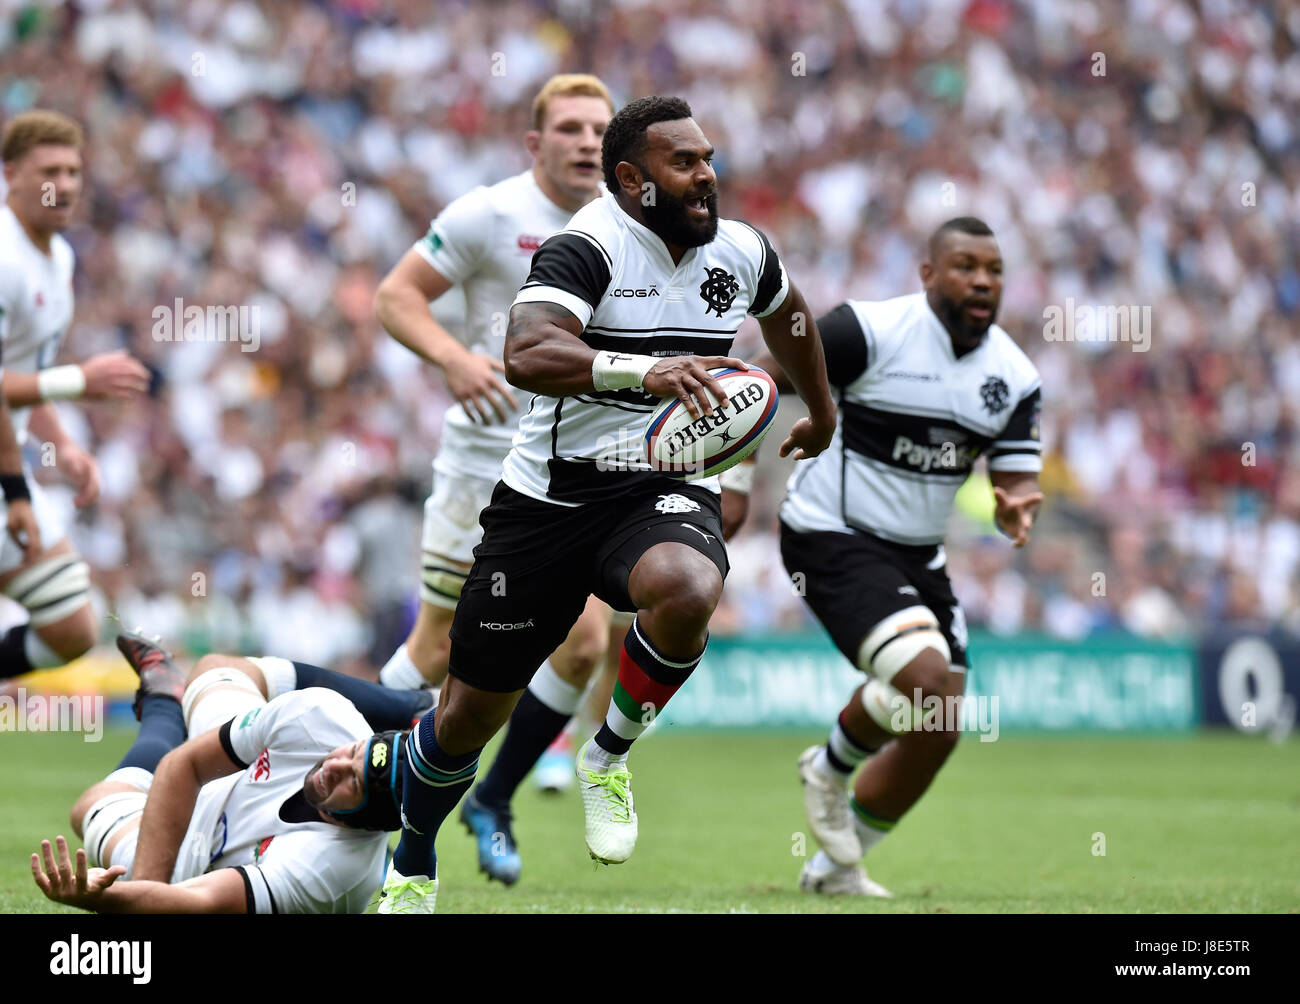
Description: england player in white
xmin=373 ymin=75 xmax=624 ymax=884
xmin=379 ymin=96 xmax=837 ymax=913
xmin=756 ymin=217 xmax=1043 ymax=895
xmin=0 ymin=111 xmax=150 ymax=679
xmin=32 ymin=633 xmax=433 ymax=913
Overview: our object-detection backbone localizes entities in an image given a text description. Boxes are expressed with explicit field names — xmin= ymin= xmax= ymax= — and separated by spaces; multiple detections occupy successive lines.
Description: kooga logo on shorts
xmin=480 ymin=619 xmax=536 ymax=631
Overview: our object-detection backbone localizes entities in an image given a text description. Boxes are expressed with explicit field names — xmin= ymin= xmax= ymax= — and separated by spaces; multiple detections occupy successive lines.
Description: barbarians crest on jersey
xmin=699 ymin=267 xmax=739 ymax=317
xmin=654 ymin=493 xmax=702 ymax=514
xmin=979 ymin=376 xmax=1010 ymax=415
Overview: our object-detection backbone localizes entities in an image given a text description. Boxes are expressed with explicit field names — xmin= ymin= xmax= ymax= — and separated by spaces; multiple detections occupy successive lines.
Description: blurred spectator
xmin=1 ymin=0 xmax=1296 ymax=661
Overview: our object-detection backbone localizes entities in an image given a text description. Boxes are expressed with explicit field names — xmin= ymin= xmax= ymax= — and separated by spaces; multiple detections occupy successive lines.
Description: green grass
xmin=2 ymin=727 xmax=1297 ymax=913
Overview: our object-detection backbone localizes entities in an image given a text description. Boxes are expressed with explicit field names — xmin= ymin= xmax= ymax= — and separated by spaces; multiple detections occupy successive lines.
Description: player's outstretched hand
xmin=992 ymin=485 xmax=1043 ymax=548
xmin=81 ymin=351 xmax=151 ymax=400
xmin=6 ymin=497 xmax=41 ymax=561
xmin=445 ymin=350 xmax=519 ymax=424
xmin=777 ymin=415 xmax=834 ymax=462
xmin=643 ymin=356 xmax=748 ymax=420
xmin=32 ymin=836 xmax=126 ymax=910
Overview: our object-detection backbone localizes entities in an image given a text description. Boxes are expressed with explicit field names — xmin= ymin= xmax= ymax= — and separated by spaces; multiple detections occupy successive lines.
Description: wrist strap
xmin=0 ymin=475 xmax=31 ymax=503
xmin=592 ymin=352 xmax=657 ymax=392
xmin=719 ymin=460 xmax=756 ymax=494
xmin=37 ymin=365 xmax=86 ymax=401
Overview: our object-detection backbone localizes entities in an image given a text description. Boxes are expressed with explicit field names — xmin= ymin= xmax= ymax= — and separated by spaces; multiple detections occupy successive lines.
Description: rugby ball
xmin=644 ymin=366 xmax=779 ymax=481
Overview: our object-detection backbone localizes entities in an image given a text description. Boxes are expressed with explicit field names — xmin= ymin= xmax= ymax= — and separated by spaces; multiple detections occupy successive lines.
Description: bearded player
xmin=378 ymin=96 xmax=837 ymax=913
xmin=755 ymin=217 xmax=1042 ymax=895
xmin=0 ymin=110 xmax=150 ymax=678
xmin=372 ymin=76 xmax=622 ymax=885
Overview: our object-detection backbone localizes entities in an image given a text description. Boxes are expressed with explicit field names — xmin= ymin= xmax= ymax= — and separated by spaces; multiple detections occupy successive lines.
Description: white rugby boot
xmin=376 ymin=863 xmax=438 ymax=914
xmin=576 ymin=739 xmax=638 ymax=864
xmin=797 ymin=745 xmax=862 ymax=866
xmin=799 ymin=857 xmax=894 ymax=897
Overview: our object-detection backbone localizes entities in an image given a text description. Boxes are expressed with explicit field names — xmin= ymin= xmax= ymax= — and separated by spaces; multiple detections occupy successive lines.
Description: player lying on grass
xmin=754 ymin=217 xmax=1042 ymax=895
xmin=31 ymin=632 xmax=433 ymax=913
xmin=378 ymin=95 xmax=837 ymax=913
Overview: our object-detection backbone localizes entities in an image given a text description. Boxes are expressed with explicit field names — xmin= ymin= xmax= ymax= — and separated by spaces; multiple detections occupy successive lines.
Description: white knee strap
xmin=856 ymin=605 xmax=951 ymax=684
xmin=3 ymin=553 xmax=91 ymax=627
xmin=181 ymin=667 xmax=265 ymax=737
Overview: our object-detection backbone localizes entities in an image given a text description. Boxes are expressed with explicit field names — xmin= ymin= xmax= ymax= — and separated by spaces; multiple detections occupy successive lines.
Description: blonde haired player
xmin=0 ymin=110 xmax=150 ymax=677
xmin=373 ymin=75 xmax=620 ymax=885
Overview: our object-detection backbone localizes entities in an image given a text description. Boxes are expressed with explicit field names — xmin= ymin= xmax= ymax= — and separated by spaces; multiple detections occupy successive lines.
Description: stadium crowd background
xmin=1 ymin=0 xmax=1297 ymax=671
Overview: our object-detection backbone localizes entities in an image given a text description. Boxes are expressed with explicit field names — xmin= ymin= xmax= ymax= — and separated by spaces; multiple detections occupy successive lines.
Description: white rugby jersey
xmin=414 ymin=170 xmax=579 ymax=481
xmin=0 ymin=205 xmax=76 ymax=445
xmin=505 ymin=188 xmax=789 ymax=505
xmin=172 ymin=689 xmax=387 ymax=914
xmin=781 ymin=293 xmax=1042 ymax=546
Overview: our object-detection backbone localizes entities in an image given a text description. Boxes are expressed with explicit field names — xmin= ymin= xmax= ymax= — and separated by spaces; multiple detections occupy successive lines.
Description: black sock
xmin=116 ymin=696 xmax=187 ymax=773
xmin=291 ymin=661 xmax=433 ymax=731
xmin=393 ymin=709 xmax=481 ymax=878
xmin=474 ymin=690 xmax=571 ymax=810
xmin=0 ymin=624 xmax=34 ymax=680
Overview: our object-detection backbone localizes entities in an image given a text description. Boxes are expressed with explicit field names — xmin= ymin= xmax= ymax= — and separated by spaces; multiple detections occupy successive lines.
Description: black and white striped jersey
xmin=780 ymin=292 xmax=1042 ymax=546
xmin=504 ymin=188 xmax=789 ymax=506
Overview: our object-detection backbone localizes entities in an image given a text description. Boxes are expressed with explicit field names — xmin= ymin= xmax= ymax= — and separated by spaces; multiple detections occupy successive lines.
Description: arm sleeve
xmin=815 ymin=302 xmax=870 ymax=388
xmin=511 ymin=231 xmax=613 ymax=329
xmin=739 ymin=223 xmax=789 ymax=318
xmin=987 ymin=385 xmax=1043 ymax=472
xmin=235 ymin=832 xmax=384 ymax=914
xmin=411 ymin=188 xmax=492 ymax=284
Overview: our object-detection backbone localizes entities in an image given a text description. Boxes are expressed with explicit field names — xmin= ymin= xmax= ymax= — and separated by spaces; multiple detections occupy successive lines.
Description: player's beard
xmin=937 ymin=292 xmax=998 ymax=343
xmin=643 ymin=184 xmax=719 ymax=249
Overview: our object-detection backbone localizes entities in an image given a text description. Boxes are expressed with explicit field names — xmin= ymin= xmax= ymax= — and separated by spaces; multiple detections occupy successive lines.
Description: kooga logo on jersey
xmin=612 ymin=286 xmax=659 ymax=297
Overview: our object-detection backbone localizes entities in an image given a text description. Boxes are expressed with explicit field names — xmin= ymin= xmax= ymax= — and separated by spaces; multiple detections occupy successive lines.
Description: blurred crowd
xmin=1 ymin=0 xmax=1297 ymax=667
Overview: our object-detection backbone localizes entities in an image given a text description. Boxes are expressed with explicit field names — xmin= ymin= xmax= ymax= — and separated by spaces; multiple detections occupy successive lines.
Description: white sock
xmin=806 ymin=850 xmax=842 ymax=876
xmin=853 ymin=809 xmax=892 ymax=856
xmin=380 ymin=644 xmax=427 ymax=690
xmin=528 ymin=659 xmax=583 ymax=715
xmin=583 ymin=738 xmax=628 ymax=770
xmin=25 ymin=628 xmax=64 ymax=670
xmin=811 ymin=746 xmax=849 ymax=785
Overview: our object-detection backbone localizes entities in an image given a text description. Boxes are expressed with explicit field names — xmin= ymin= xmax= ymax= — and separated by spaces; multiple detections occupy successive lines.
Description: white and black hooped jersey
xmin=0 ymin=205 xmax=76 ymax=446
xmin=414 ymin=170 xmax=579 ymax=481
xmin=781 ymin=292 xmax=1042 ymax=546
xmin=505 ymin=188 xmax=789 ymax=506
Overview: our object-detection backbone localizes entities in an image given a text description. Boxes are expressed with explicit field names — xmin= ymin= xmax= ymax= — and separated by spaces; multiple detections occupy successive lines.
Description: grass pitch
xmin=1 ymin=727 xmax=1296 ymax=913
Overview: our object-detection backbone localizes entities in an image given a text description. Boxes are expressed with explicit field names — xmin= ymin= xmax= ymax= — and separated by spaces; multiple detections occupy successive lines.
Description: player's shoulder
xmin=716 ymin=216 xmax=770 ymax=254
xmin=983 ymin=323 xmax=1041 ymax=392
xmin=539 ymin=189 xmax=622 ymax=265
xmin=434 ymin=179 xmax=499 ymax=227
xmin=849 ymin=291 xmax=928 ymax=332
xmin=261 ymin=688 xmax=370 ymax=748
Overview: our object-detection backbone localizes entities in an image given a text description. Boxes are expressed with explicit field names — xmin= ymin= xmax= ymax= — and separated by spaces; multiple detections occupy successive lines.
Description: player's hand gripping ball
xmin=644 ymin=366 xmax=779 ymax=481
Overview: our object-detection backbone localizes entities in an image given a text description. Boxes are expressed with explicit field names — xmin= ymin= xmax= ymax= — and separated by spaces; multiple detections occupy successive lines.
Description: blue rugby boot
xmin=459 ymin=788 xmax=522 ymax=885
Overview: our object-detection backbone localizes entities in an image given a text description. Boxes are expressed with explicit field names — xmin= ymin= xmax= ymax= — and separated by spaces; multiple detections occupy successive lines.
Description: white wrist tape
xmin=719 ymin=460 xmax=756 ymax=494
xmin=37 ymin=365 xmax=86 ymax=401
xmin=592 ymin=351 xmax=657 ymax=392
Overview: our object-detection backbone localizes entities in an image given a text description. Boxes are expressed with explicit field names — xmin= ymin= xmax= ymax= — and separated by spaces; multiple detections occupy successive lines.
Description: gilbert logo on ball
xmin=644 ymin=366 xmax=779 ymax=481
